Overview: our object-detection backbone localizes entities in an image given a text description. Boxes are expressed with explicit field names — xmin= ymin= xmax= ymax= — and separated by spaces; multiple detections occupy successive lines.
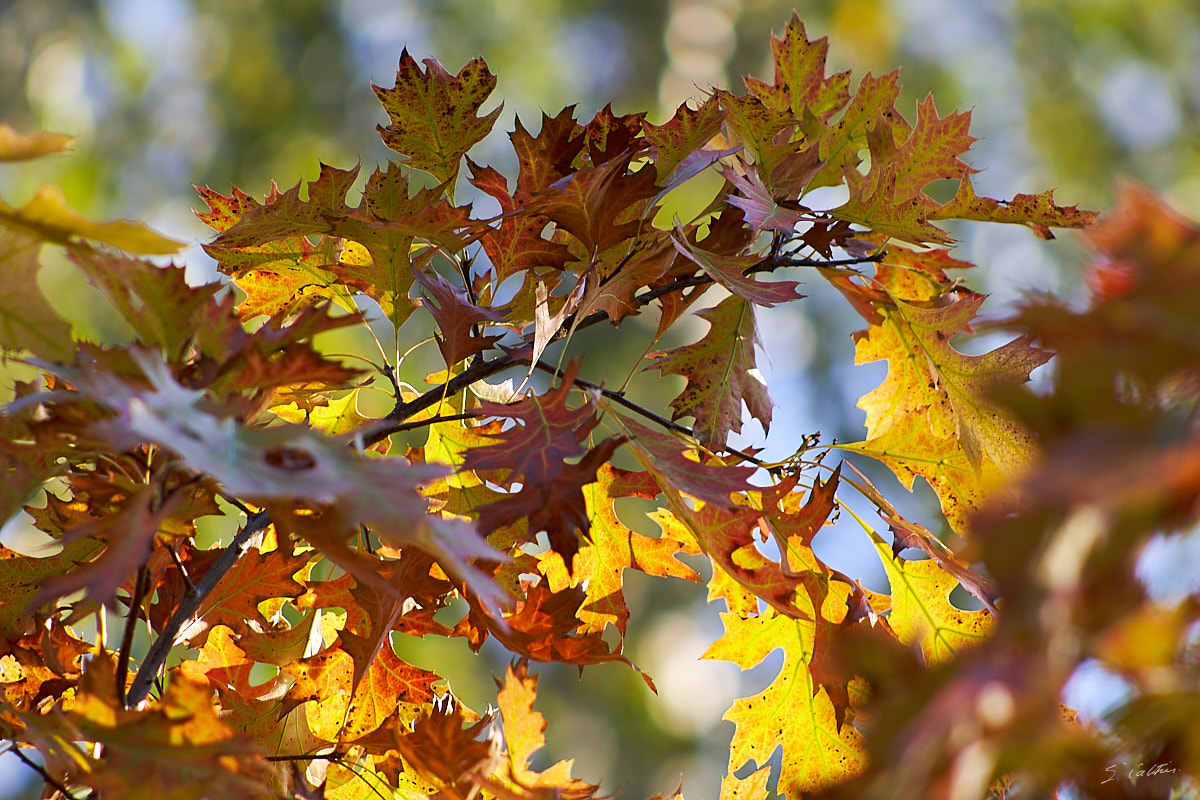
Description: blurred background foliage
xmin=2 ymin=1 xmax=1199 ymax=798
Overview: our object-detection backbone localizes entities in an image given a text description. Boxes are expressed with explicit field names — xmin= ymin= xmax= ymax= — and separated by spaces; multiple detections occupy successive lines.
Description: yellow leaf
xmin=272 ymin=390 xmax=373 ymax=438
xmin=704 ymin=609 xmax=866 ymax=795
xmin=0 ymin=124 xmax=73 ymax=161
xmin=846 ymin=270 xmax=1047 ymax=533
xmin=0 ymin=183 xmax=183 ymax=254
xmin=870 ymin=531 xmax=994 ymax=664
xmin=720 ymin=765 xmax=771 ymax=800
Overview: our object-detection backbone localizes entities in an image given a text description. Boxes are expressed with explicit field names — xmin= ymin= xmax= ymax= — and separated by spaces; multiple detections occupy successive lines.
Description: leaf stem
xmin=125 ymin=510 xmax=271 ymax=707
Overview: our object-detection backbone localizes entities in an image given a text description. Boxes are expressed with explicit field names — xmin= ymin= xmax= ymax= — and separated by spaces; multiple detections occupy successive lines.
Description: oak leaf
xmin=705 ymin=608 xmax=866 ymax=796
xmin=374 ymin=49 xmax=502 ymax=184
xmin=619 ymin=416 xmax=756 ymax=507
xmin=643 ymin=95 xmax=729 ymax=184
xmin=495 ymin=661 xmax=601 ymax=798
xmin=671 ymin=218 xmax=803 ymax=307
xmin=845 ymin=284 xmax=1047 ymax=531
xmin=538 ymin=464 xmax=701 ymax=637
xmin=745 ymin=13 xmax=851 ymax=123
xmin=530 ymin=150 xmax=659 ymax=254
xmin=648 ymin=294 xmax=773 ymax=451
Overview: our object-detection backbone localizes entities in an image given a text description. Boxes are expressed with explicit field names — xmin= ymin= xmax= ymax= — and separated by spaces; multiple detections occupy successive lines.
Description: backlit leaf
xmin=648 ymin=294 xmax=773 ymax=450
xmin=374 ymin=49 xmax=502 ymax=184
xmin=869 ymin=532 xmax=994 ymax=664
xmin=705 ymin=608 xmax=866 ymax=795
xmin=0 ymin=125 xmax=73 ymax=161
xmin=0 ymin=184 xmax=183 ymax=254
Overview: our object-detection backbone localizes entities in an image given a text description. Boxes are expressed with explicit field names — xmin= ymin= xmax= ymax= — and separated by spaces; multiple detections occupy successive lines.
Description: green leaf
xmin=0 ymin=231 xmax=73 ymax=359
xmin=374 ymin=49 xmax=502 ymax=185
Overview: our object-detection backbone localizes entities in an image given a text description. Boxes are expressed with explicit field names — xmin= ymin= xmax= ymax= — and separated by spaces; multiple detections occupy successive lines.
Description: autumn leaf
xmin=342 ymin=642 xmax=440 ymax=740
xmin=35 ymin=660 xmax=275 ymax=800
xmin=0 ymin=125 xmax=73 ymax=161
xmin=47 ymin=350 xmax=507 ymax=613
xmin=271 ymin=389 xmax=376 ymax=440
xmin=67 ymin=244 xmax=222 ymax=358
xmin=195 ymin=183 xmax=350 ymax=318
xmin=185 ymin=545 xmax=309 ymax=644
xmin=869 ymin=532 xmax=993 ymax=664
xmin=0 ymin=184 xmax=183 ymax=254
xmin=0 ymin=231 xmax=73 ymax=360
xmin=31 ymin=484 xmax=185 ymax=611
xmin=510 ymin=106 xmax=586 ymax=202
xmin=723 ymin=167 xmax=811 ymax=237
xmin=648 ymin=294 xmax=773 ymax=451
xmin=745 ymin=12 xmax=851 ymax=123
xmin=469 ymin=163 xmax=575 ymax=281
xmin=0 ymin=447 xmax=55 ymax=536
xmin=808 ymin=70 xmax=904 ymax=190
xmin=414 ymin=267 xmax=503 ymax=366
xmin=670 ymin=218 xmax=803 ymax=307
xmin=211 ymin=163 xmax=358 ymax=247
xmin=720 ymin=765 xmax=772 ymax=800
xmin=456 ymin=580 xmax=647 ymax=682
xmin=643 ymin=94 xmax=729 ymax=184
xmin=391 ymin=696 xmax=503 ymax=793
xmin=463 ymin=365 xmax=611 ymax=562
xmin=530 ymin=150 xmax=659 ymax=254
xmin=538 ymin=464 xmax=700 ymax=636
xmin=495 ymin=661 xmax=601 ymax=798
xmin=843 ymin=277 xmax=1048 ymax=531
xmin=932 ymin=180 xmax=1098 ymax=239
xmin=374 ymin=49 xmax=502 ymax=185
xmin=0 ymin=539 xmax=104 ymax=649
xmin=618 ymin=415 xmax=756 ymax=507
xmin=705 ymin=608 xmax=867 ymax=796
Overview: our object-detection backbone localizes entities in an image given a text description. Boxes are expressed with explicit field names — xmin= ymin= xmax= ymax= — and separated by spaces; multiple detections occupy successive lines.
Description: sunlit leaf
xmin=0 ymin=184 xmax=183 ymax=254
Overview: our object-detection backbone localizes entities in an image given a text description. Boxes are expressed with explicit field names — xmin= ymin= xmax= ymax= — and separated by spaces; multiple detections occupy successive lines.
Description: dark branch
xmin=115 ymin=564 xmax=150 ymax=707
xmin=126 ymin=510 xmax=271 ymax=707
xmin=532 ymin=361 xmax=770 ymax=469
xmin=360 ymin=247 xmax=883 ymax=449
xmin=10 ymin=746 xmax=75 ymax=799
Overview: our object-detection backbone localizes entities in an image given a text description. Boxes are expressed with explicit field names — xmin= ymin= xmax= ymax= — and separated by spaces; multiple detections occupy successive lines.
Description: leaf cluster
xmin=3 ymin=14 xmax=1194 ymax=800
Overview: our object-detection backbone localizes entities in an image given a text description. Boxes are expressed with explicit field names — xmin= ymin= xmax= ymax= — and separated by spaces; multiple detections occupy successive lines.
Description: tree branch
xmin=9 ymin=746 xmax=76 ymax=799
xmin=359 ymin=248 xmax=884 ymax=449
xmin=115 ymin=564 xmax=149 ymax=706
xmin=533 ymin=361 xmax=771 ymax=469
xmin=126 ymin=510 xmax=271 ymax=707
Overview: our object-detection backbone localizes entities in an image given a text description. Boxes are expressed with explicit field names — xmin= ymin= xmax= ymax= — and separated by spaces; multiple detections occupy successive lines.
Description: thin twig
xmin=10 ymin=746 xmax=76 ymax=799
xmin=126 ymin=510 xmax=271 ymax=707
xmin=361 ymin=247 xmax=885 ymax=448
xmin=746 ymin=249 xmax=886 ymax=274
xmin=115 ymin=564 xmax=150 ymax=707
xmin=532 ymin=361 xmax=771 ymax=469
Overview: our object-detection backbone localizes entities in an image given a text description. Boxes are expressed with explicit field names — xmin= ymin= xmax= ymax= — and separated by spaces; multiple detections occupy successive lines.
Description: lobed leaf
xmin=374 ymin=49 xmax=502 ymax=185
xmin=648 ymin=294 xmax=773 ymax=451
